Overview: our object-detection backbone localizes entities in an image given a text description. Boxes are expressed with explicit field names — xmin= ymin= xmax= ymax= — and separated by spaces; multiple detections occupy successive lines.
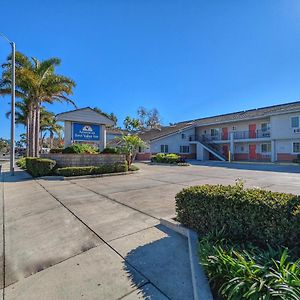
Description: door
xmin=222 ymin=127 xmax=228 ymax=140
xmin=222 ymin=144 xmax=229 ymax=159
xmin=249 ymin=124 xmax=256 ymax=138
xmin=249 ymin=144 xmax=256 ymax=160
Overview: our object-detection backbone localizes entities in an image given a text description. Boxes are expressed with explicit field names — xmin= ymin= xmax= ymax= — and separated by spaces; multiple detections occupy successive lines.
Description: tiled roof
xmin=140 ymin=101 xmax=300 ymax=142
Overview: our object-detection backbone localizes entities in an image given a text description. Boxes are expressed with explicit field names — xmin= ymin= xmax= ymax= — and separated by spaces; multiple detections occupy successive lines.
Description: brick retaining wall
xmin=41 ymin=153 xmax=126 ymax=167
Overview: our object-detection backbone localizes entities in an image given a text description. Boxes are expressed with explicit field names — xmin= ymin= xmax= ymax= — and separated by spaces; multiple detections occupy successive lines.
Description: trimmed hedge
xmin=151 ymin=153 xmax=183 ymax=164
xmin=26 ymin=157 xmax=56 ymax=177
xmin=62 ymin=144 xmax=99 ymax=154
xmin=176 ymin=181 xmax=300 ymax=248
xmin=49 ymin=148 xmax=63 ymax=154
xmin=16 ymin=157 xmax=26 ymax=169
xmin=101 ymin=147 xmax=119 ymax=154
xmin=55 ymin=162 xmax=128 ymax=177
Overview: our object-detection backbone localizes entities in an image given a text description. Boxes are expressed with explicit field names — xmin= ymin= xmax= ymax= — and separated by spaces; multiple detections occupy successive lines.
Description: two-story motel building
xmin=137 ymin=101 xmax=300 ymax=162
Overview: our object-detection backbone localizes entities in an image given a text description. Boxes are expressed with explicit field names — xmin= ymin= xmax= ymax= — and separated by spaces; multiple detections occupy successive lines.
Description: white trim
xmin=292 ymin=141 xmax=300 ymax=154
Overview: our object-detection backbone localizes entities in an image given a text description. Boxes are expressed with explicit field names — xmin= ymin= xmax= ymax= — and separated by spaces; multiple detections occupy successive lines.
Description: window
xmin=232 ymin=126 xmax=237 ymax=131
xmin=180 ymin=146 xmax=190 ymax=153
xmin=160 ymin=145 xmax=168 ymax=153
xmin=181 ymin=133 xmax=186 ymax=139
xmin=261 ymin=143 xmax=271 ymax=153
xmin=291 ymin=117 xmax=299 ymax=128
xmin=261 ymin=123 xmax=270 ymax=132
xmin=293 ymin=142 xmax=300 ymax=153
xmin=211 ymin=128 xmax=219 ymax=136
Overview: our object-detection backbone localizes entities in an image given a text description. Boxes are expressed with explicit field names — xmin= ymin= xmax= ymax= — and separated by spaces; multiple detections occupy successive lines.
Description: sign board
xmin=72 ymin=123 xmax=100 ymax=141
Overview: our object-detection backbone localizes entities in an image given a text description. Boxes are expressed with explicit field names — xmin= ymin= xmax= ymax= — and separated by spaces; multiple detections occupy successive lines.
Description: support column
xmin=230 ymin=132 xmax=234 ymax=161
xmin=271 ymin=140 xmax=276 ymax=162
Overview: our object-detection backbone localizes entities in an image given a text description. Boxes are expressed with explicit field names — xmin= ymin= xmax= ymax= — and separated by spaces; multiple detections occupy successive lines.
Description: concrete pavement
xmin=1 ymin=161 xmax=300 ymax=299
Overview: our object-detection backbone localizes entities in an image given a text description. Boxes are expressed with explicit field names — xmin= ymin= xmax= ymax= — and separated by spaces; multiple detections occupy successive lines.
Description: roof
xmin=56 ymin=107 xmax=115 ymax=126
xmin=140 ymin=101 xmax=300 ymax=142
xmin=106 ymin=127 xmax=128 ymax=135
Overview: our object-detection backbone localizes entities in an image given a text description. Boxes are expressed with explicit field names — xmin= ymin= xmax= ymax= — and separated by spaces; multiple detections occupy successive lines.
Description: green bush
xmin=151 ymin=153 xmax=181 ymax=164
xmin=101 ymin=147 xmax=119 ymax=154
xmin=293 ymin=154 xmax=300 ymax=163
xmin=25 ymin=157 xmax=56 ymax=177
xmin=62 ymin=144 xmax=99 ymax=154
xmin=55 ymin=162 xmax=128 ymax=177
xmin=129 ymin=164 xmax=139 ymax=171
xmin=176 ymin=181 xmax=300 ymax=249
xmin=199 ymin=233 xmax=300 ymax=300
xmin=16 ymin=157 xmax=26 ymax=169
xmin=49 ymin=148 xmax=63 ymax=154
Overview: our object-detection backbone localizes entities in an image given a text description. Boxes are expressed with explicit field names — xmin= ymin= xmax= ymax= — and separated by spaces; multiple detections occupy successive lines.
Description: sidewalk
xmin=1 ymin=165 xmax=194 ymax=300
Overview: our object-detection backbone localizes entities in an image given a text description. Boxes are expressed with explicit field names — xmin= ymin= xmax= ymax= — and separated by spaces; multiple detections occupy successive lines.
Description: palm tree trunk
xmin=50 ymin=132 xmax=54 ymax=149
xmin=28 ymin=107 xmax=35 ymax=157
xmin=26 ymin=116 xmax=30 ymax=157
xmin=34 ymin=104 xmax=40 ymax=157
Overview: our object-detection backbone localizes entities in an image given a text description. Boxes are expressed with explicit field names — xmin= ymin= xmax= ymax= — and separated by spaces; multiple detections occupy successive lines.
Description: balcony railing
xmin=189 ymin=130 xmax=271 ymax=142
xmin=233 ymin=130 xmax=270 ymax=140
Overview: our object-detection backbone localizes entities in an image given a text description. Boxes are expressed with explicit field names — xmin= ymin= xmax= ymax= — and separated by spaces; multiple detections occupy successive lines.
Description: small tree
xmin=118 ymin=135 xmax=146 ymax=166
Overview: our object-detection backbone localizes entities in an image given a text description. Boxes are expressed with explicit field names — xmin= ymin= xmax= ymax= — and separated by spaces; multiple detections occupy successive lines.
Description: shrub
xmin=151 ymin=153 xmax=181 ymax=164
xmin=101 ymin=147 xmax=119 ymax=154
xmin=25 ymin=157 xmax=56 ymax=177
xmin=129 ymin=164 xmax=139 ymax=171
xmin=176 ymin=181 xmax=300 ymax=249
xmin=16 ymin=157 xmax=26 ymax=169
xmin=199 ymin=233 xmax=300 ymax=300
xmin=62 ymin=144 xmax=99 ymax=154
xmin=49 ymin=148 xmax=63 ymax=154
xmin=293 ymin=154 xmax=300 ymax=163
xmin=55 ymin=162 xmax=128 ymax=177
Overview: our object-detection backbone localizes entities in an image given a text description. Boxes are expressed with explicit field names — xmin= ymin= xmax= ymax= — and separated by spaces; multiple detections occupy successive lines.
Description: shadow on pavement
xmin=123 ymin=225 xmax=193 ymax=300
xmin=188 ymin=160 xmax=300 ymax=173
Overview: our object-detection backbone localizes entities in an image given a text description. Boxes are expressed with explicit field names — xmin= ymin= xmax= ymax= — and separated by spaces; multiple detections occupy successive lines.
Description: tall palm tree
xmin=0 ymin=52 xmax=76 ymax=157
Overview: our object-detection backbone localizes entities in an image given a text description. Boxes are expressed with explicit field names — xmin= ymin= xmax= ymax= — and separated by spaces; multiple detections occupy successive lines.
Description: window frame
xmin=291 ymin=116 xmax=300 ymax=128
xmin=179 ymin=145 xmax=190 ymax=153
xmin=292 ymin=142 xmax=300 ymax=154
xmin=261 ymin=143 xmax=271 ymax=153
xmin=160 ymin=144 xmax=169 ymax=153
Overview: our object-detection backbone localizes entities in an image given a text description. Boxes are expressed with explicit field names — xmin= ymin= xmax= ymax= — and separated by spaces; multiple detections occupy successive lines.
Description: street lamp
xmin=0 ymin=32 xmax=15 ymax=175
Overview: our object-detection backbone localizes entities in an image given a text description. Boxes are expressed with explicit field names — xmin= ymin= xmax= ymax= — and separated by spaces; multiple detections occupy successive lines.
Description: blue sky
xmin=1 ymin=0 xmax=300 ymax=139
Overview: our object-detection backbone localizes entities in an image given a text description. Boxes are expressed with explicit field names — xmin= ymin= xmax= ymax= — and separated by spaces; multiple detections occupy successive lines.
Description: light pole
xmin=0 ymin=33 xmax=15 ymax=175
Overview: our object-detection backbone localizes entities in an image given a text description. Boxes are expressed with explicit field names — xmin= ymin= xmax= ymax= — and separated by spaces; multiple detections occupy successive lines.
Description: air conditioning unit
xmin=294 ymin=128 xmax=300 ymax=133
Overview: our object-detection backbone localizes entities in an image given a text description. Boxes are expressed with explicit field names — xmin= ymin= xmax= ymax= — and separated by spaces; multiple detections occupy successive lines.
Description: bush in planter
xmin=101 ymin=147 xmax=119 ymax=154
xmin=49 ymin=148 xmax=63 ymax=154
xmin=129 ymin=164 xmax=139 ymax=171
xmin=16 ymin=157 xmax=26 ymax=169
xmin=293 ymin=154 xmax=300 ymax=163
xmin=26 ymin=157 xmax=56 ymax=177
xmin=114 ymin=162 xmax=128 ymax=173
xmin=199 ymin=232 xmax=300 ymax=300
xmin=151 ymin=153 xmax=181 ymax=164
xmin=176 ymin=181 xmax=300 ymax=249
xmin=62 ymin=144 xmax=99 ymax=154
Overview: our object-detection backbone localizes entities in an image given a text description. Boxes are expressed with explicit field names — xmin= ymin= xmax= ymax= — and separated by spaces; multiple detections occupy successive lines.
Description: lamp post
xmin=0 ymin=33 xmax=15 ymax=175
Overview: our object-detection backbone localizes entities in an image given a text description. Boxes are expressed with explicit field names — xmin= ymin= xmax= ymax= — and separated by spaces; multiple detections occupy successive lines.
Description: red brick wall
xmin=135 ymin=153 xmax=152 ymax=161
xmin=234 ymin=153 xmax=248 ymax=161
xmin=277 ymin=153 xmax=297 ymax=162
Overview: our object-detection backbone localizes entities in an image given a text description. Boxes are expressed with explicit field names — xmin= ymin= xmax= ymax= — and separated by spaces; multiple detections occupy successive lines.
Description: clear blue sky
xmin=1 ymin=0 xmax=300 ymax=139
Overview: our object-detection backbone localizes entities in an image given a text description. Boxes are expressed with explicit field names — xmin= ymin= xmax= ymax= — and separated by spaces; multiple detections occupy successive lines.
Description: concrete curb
xmin=160 ymin=217 xmax=213 ymax=300
xmin=38 ymin=171 xmax=138 ymax=181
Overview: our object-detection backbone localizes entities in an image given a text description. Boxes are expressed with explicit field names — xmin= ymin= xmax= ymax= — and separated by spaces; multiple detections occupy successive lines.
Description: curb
xmin=38 ymin=171 xmax=137 ymax=181
xmin=160 ymin=217 xmax=213 ymax=300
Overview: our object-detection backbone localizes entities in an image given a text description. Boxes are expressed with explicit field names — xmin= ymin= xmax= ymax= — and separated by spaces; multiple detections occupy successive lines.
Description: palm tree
xmin=40 ymin=111 xmax=63 ymax=149
xmin=0 ymin=52 xmax=76 ymax=157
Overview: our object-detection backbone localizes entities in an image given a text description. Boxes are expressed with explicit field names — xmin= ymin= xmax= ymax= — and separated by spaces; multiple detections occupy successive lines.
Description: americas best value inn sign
xmin=72 ymin=123 xmax=100 ymax=141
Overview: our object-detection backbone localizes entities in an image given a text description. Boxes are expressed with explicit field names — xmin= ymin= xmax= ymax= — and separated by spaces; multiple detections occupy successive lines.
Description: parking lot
xmin=1 ymin=161 xmax=300 ymax=299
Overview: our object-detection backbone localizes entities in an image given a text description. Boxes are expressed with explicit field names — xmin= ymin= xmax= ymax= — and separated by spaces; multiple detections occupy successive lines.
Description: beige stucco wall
xmin=270 ymin=113 xmax=300 ymax=140
xmin=150 ymin=127 xmax=196 ymax=154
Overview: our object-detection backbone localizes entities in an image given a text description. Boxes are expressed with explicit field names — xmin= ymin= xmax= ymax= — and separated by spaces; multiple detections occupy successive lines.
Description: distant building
xmin=137 ymin=101 xmax=300 ymax=162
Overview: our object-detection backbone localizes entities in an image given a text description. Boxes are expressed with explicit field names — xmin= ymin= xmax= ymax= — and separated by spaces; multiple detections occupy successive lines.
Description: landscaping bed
xmin=151 ymin=153 xmax=190 ymax=166
xmin=175 ymin=181 xmax=300 ymax=299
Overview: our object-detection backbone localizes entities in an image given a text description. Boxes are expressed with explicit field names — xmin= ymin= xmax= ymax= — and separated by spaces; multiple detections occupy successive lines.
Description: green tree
xmin=0 ymin=52 xmax=76 ymax=157
xmin=123 ymin=116 xmax=141 ymax=132
xmin=93 ymin=107 xmax=118 ymax=126
xmin=118 ymin=135 xmax=146 ymax=166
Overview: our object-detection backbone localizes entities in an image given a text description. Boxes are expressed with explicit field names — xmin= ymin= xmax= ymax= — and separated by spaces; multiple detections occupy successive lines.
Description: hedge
xmin=151 ymin=153 xmax=182 ymax=164
xmin=62 ymin=144 xmax=99 ymax=154
xmin=101 ymin=147 xmax=119 ymax=154
xmin=49 ymin=148 xmax=63 ymax=154
xmin=26 ymin=157 xmax=56 ymax=177
xmin=55 ymin=162 xmax=128 ymax=177
xmin=175 ymin=181 xmax=300 ymax=248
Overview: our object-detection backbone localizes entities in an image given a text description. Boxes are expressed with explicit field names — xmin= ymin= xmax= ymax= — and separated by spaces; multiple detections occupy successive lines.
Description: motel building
xmin=137 ymin=101 xmax=300 ymax=163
